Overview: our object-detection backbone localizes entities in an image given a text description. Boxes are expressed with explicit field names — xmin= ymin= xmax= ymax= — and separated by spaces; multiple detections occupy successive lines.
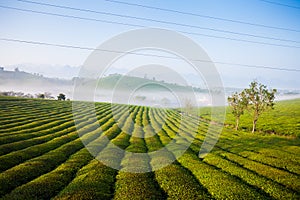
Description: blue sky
xmin=0 ymin=0 xmax=300 ymax=89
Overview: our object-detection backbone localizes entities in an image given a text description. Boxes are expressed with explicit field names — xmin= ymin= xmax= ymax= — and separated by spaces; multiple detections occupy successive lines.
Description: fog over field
xmin=1 ymin=67 xmax=299 ymax=108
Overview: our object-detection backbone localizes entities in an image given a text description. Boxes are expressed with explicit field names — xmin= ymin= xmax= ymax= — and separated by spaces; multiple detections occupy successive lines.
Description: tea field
xmin=0 ymin=97 xmax=299 ymax=199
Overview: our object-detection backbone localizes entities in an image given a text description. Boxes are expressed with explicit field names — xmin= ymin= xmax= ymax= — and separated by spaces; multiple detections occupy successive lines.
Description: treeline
xmin=0 ymin=91 xmax=67 ymax=101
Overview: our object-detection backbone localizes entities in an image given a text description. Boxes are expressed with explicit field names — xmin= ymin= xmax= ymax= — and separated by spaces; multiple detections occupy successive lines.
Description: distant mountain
xmin=3 ymin=63 xmax=300 ymax=90
xmin=0 ymin=68 xmax=208 ymax=92
xmin=0 ymin=69 xmax=71 ymax=85
xmin=4 ymin=63 xmax=80 ymax=79
xmin=0 ymin=69 xmax=73 ymax=98
xmin=77 ymin=73 xmax=208 ymax=93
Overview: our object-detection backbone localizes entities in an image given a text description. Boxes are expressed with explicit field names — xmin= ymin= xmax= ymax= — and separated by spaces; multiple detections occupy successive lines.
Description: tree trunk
xmin=252 ymin=119 xmax=257 ymax=133
xmin=235 ymin=117 xmax=239 ymax=131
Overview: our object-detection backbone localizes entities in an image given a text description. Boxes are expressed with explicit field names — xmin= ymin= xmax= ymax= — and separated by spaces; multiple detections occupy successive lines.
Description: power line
xmin=1 ymin=37 xmax=299 ymax=73
xmin=102 ymin=0 xmax=300 ymax=33
xmin=14 ymin=0 xmax=300 ymax=44
xmin=260 ymin=0 xmax=300 ymax=9
xmin=1 ymin=5 xmax=300 ymax=49
xmin=0 ymin=5 xmax=145 ymax=27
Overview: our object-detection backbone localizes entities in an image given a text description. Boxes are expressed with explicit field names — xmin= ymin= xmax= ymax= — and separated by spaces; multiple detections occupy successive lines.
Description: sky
xmin=0 ymin=0 xmax=300 ymax=90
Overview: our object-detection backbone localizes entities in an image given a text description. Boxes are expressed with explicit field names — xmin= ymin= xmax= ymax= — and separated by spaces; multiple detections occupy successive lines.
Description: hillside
xmin=1 ymin=69 xmax=299 ymax=103
xmin=0 ymin=69 xmax=206 ymax=92
xmin=199 ymin=98 xmax=300 ymax=137
xmin=0 ymin=97 xmax=299 ymax=199
xmin=0 ymin=69 xmax=70 ymax=85
xmin=74 ymin=73 xmax=208 ymax=93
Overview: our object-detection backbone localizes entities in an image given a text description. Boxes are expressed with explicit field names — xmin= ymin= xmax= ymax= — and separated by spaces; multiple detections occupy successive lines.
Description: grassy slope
xmin=199 ymin=98 xmax=300 ymax=137
xmin=0 ymin=97 xmax=299 ymax=199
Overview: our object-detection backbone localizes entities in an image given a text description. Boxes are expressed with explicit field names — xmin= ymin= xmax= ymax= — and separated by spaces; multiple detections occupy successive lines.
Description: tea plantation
xmin=0 ymin=97 xmax=299 ymax=199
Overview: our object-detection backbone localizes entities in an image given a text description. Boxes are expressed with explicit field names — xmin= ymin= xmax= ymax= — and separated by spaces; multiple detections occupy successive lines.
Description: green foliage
xmin=1 ymin=148 xmax=93 ymax=200
xmin=113 ymin=106 xmax=166 ymax=199
xmin=55 ymin=160 xmax=117 ymax=200
xmin=145 ymin=111 xmax=212 ymax=199
xmin=0 ymin=131 xmax=78 ymax=172
xmin=227 ymin=81 xmax=277 ymax=133
xmin=113 ymin=172 xmax=166 ymax=200
xmin=244 ymin=81 xmax=277 ymax=133
xmin=57 ymin=93 xmax=66 ymax=101
xmin=221 ymin=152 xmax=299 ymax=192
xmin=228 ymin=91 xmax=248 ymax=130
xmin=203 ymin=99 xmax=299 ymax=137
xmin=36 ymin=93 xmax=45 ymax=99
xmin=225 ymin=99 xmax=300 ymax=136
xmin=203 ymin=154 xmax=297 ymax=199
xmin=0 ymin=97 xmax=299 ymax=199
xmin=54 ymin=127 xmax=123 ymax=200
xmin=0 ymin=139 xmax=84 ymax=196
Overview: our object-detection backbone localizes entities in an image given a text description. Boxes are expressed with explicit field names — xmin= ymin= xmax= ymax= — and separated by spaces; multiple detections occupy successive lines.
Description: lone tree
xmin=57 ymin=93 xmax=66 ymax=101
xmin=44 ymin=92 xmax=53 ymax=99
xmin=36 ymin=93 xmax=45 ymax=99
xmin=244 ymin=81 xmax=276 ymax=133
xmin=183 ymin=98 xmax=195 ymax=115
xmin=227 ymin=91 xmax=248 ymax=130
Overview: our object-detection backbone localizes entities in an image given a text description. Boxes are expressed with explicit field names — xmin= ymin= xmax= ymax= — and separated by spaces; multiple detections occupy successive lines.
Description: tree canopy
xmin=57 ymin=93 xmax=66 ymax=101
xmin=228 ymin=81 xmax=276 ymax=133
xmin=227 ymin=91 xmax=248 ymax=130
xmin=244 ymin=81 xmax=276 ymax=133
